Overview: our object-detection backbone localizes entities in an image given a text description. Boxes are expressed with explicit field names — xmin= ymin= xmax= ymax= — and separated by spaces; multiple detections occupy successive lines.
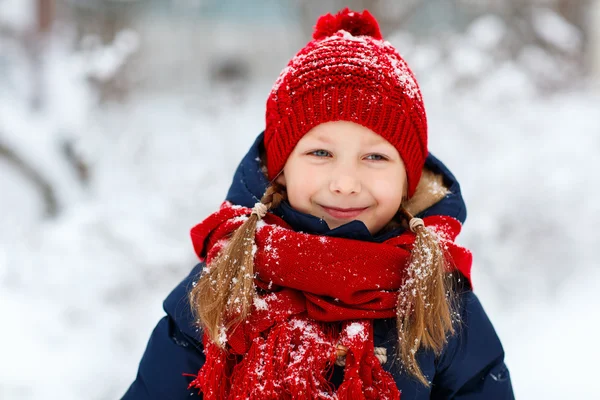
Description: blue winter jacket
xmin=123 ymin=132 xmax=514 ymax=399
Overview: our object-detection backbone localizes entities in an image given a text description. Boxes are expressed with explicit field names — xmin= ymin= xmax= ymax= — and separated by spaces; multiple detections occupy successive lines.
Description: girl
xmin=124 ymin=8 xmax=514 ymax=399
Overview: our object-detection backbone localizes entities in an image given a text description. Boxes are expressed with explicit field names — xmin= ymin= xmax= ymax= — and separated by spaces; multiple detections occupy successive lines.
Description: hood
xmin=225 ymin=132 xmax=467 ymax=242
xmin=162 ymin=132 xmax=470 ymax=354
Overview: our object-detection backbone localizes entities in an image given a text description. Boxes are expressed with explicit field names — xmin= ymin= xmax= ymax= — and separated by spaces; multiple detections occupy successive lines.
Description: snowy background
xmin=1 ymin=0 xmax=599 ymax=399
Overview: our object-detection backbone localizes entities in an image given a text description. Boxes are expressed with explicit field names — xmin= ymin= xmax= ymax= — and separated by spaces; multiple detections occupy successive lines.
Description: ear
xmin=275 ymin=171 xmax=286 ymax=186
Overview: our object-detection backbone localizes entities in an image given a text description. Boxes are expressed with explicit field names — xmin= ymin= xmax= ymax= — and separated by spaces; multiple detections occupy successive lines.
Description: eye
xmin=309 ymin=149 xmax=332 ymax=158
xmin=365 ymin=153 xmax=388 ymax=161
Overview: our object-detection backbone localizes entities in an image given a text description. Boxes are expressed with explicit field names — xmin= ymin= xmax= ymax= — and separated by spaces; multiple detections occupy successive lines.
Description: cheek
xmin=371 ymin=175 xmax=404 ymax=197
xmin=288 ymin=180 xmax=309 ymax=201
xmin=284 ymin=164 xmax=321 ymax=206
xmin=369 ymin=176 xmax=405 ymax=209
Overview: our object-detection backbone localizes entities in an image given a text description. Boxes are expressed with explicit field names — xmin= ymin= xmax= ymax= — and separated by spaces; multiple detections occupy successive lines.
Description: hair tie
xmin=334 ymin=344 xmax=387 ymax=366
xmin=251 ymin=202 xmax=268 ymax=220
xmin=409 ymin=217 xmax=424 ymax=233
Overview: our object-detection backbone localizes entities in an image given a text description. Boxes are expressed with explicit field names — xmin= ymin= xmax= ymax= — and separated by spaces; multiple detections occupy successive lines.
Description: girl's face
xmin=275 ymin=121 xmax=408 ymax=234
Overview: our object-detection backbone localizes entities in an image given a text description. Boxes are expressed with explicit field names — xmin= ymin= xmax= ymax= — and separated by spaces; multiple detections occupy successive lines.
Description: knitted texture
xmin=265 ymin=8 xmax=428 ymax=197
xmin=187 ymin=201 xmax=473 ymax=399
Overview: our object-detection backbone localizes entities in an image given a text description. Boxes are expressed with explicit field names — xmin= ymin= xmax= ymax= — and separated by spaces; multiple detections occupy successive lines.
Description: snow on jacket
xmin=122 ymin=132 xmax=514 ymax=399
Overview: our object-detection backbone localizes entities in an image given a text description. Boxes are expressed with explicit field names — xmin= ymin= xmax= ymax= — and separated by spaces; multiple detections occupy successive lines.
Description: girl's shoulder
xmin=374 ymin=281 xmax=512 ymax=399
xmin=163 ymin=263 xmax=205 ymax=344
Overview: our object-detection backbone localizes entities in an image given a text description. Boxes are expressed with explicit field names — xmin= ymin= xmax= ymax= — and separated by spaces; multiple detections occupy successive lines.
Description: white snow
xmin=531 ymin=7 xmax=582 ymax=53
xmin=253 ymin=295 xmax=268 ymax=311
xmin=344 ymin=322 xmax=367 ymax=340
xmin=1 ymin=5 xmax=599 ymax=400
xmin=0 ymin=0 xmax=35 ymax=32
xmin=218 ymin=325 xmax=227 ymax=345
xmin=466 ymin=15 xmax=506 ymax=50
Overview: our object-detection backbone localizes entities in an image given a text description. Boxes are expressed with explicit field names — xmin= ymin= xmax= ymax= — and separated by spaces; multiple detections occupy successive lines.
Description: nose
xmin=329 ymin=171 xmax=361 ymax=195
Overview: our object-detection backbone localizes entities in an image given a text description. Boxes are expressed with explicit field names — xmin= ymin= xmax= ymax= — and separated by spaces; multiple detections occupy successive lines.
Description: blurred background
xmin=1 ymin=0 xmax=599 ymax=398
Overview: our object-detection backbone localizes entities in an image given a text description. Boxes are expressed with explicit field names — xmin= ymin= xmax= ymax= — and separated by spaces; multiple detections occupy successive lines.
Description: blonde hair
xmin=189 ymin=169 xmax=458 ymax=386
xmin=394 ymin=207 xmax=458 ymax=385
xmin=189 ymin=183 xmax=286 ymax=343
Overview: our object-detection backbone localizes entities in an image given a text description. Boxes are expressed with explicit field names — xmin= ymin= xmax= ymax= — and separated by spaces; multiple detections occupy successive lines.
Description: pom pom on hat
xmin=313 ymin=8 xmax=382 ymax=40
xmin=267 ymin=8 xmax=427 ymax=198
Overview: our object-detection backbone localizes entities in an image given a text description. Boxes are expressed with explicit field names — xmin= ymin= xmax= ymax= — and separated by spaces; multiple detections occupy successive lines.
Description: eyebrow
xmin=311 ymin=135 xmax=334 ymax=144
xmin=309 ymin=134 xmax=391 ymax=148
xmin=365 ymin=137 xmax=388 ymax=146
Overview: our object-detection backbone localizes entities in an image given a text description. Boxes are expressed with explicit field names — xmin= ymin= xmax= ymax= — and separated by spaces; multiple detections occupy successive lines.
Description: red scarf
xmin=187 ymin=201 xmax=472 ymax=399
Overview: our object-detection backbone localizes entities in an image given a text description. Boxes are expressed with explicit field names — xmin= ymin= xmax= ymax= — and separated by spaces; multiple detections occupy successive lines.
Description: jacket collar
xmin=225 ymin=132 xmax=467 ymax=242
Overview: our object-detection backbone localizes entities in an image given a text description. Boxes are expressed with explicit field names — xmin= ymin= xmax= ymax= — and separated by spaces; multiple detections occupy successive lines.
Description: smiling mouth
xmin=320 ymin=205 xmax=369 ymax=219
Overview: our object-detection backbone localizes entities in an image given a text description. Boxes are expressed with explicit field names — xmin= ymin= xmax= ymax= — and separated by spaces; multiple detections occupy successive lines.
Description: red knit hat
xmin=265 ymin=8 xmax=428 ymax=198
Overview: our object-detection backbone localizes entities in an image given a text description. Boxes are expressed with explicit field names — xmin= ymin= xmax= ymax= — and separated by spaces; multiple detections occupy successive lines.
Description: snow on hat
xmin=264 ymin=8 xmax=428 ymax=198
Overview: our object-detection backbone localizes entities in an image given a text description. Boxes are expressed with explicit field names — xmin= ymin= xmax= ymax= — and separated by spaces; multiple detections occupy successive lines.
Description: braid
xmin=189 ymin=184 xmax=287 ymax=346
xmin=395 ymin=207 xmax=458 ymax=386
xmin=261 ymin=182 xmax=286 ymax=210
